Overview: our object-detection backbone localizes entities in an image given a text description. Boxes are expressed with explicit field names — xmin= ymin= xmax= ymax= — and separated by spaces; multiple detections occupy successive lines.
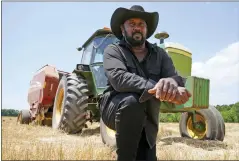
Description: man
xmin=99 ymin=5 xmax=191 ymax=161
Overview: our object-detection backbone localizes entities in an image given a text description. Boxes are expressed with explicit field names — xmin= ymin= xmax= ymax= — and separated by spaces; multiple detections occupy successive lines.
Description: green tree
xmin=1 ymin=109 xmax=19 ymax=116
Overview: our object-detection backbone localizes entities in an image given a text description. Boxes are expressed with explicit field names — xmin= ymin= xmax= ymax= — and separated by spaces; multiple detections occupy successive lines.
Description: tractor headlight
xmin=76 ymin=64 xmax=90 ymax=71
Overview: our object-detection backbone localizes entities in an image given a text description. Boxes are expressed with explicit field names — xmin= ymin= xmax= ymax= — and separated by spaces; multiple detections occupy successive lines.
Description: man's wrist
xmin=139 ymin=79 xmax=157 ymax=103
xmin=171 ymin=75 xmax=184 ymax=87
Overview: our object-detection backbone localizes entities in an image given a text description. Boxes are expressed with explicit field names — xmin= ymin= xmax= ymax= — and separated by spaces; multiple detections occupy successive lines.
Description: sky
xmin=2 ymin=2 xmax=239 ymax=110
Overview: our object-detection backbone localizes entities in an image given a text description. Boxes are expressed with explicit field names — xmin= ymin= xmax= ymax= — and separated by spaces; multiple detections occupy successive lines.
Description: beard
xmin=123 ymin=29 xmax=146 ymax=47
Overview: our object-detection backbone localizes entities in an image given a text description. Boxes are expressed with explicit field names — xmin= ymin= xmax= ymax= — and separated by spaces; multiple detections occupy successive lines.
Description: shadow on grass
xmin=79 ymin=126 xmax=100 ymax=137
xmin=159 ymin=137 xmax=228 ymax=151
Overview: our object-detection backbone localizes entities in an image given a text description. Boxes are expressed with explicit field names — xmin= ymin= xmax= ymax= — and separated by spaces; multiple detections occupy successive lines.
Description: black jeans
xmin=136 ymin=128 xmax=157 ymax=161
xmin=101 ymin=92 xmax=157 ymax=161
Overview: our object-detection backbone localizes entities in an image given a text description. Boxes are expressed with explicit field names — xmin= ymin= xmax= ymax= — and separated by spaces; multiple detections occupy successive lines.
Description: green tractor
xmin=51 ymin=27 xmax=225 ymax=146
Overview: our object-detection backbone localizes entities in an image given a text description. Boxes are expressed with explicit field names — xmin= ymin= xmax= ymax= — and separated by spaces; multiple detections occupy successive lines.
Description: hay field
xmin=2 ymin=116 xmax=239 ymax=160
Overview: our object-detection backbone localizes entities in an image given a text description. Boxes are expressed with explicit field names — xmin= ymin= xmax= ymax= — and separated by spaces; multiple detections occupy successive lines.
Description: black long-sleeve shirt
xmin=101 ymin=39 xmax=185 ymax=148
xmin=103 ymin=39 xmax=184 ymax=102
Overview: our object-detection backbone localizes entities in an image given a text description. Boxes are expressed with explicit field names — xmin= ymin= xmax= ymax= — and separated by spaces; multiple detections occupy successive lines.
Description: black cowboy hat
xmin=110 ymin=5 xmax=159 ymax=40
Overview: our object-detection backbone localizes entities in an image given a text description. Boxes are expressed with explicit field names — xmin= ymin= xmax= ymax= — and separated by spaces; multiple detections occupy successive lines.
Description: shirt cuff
xmin=139 ymin=79 xmax=157 ymax=103
xmin=171 ymin=75 xmax=185 ymax=87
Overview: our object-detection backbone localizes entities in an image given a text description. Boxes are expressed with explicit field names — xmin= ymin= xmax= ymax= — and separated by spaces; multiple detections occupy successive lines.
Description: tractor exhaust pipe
xmin=154 ymin=31 xmax=169 ymax=44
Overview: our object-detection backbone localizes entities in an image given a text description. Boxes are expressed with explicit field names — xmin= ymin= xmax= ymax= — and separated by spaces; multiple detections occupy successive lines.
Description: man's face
xmin=121 ymin=18 xmax=147 ymax=47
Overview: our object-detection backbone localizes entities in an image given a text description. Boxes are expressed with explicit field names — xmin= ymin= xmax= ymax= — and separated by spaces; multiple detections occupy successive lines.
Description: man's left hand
xmin=148 ymin=78 xmax=178 ymax=101
xmin=169 ymin=87 xmax=192 ymax=105
xmin=148 ymin=79 xmax=192 ymax=104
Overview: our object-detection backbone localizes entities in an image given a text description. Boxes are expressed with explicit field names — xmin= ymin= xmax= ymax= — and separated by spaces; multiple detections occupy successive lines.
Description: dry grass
xmin=2 ymin=116 xmax=239 ymax=160
xmin=156 ymin=123 xmax=239 ymax=160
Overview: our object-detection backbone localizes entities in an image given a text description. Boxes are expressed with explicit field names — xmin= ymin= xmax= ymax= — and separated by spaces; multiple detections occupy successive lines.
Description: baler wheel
xmin=52 ymin=73 xmax=89 ymax=134
xmin=100 ymin=118 xmax=116 ymax=147
xmin=179 ymin=106 xmax=218 ymax=140
xmin=42 ymin=112 xmax=53 ymax=127
xmin=17 ymin=109 xmax=31 ymax=124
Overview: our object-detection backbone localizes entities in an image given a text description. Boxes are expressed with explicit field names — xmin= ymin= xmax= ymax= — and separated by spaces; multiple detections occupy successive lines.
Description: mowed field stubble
xmin=2 ymin=116 xmax=239 ymax=160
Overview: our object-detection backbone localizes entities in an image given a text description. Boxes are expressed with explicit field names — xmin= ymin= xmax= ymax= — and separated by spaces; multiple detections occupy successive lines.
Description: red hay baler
xmin=17 ymin=64 xmax=69 ymax=125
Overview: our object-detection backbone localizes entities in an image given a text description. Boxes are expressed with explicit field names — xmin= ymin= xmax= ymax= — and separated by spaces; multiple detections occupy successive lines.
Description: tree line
xmin=2 ymin=102 xmax=239 ymax=123
xmin=2 ymin=109 xmax=20 ymax=117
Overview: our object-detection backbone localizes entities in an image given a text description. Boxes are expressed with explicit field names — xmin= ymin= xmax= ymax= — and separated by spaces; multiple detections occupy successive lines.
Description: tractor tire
xmin=210 ymin=105 xmax=225 ymax=141
xmin=17 ymin=109 xmax=31 ymax=124
xmin=179 ymin=106 xmax=218 ymax=140
xmin=100 ymin=118 xmax=116 ymax=147
xmin=52 ymin=73 xmax=89 ymax=134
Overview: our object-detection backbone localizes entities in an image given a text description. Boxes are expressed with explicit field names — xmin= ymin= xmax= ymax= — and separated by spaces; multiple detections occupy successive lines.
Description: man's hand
xmin=170 ymin=87 xmax=192 ymax=105
xmin=148 ymin=78 xmax=192 ymax=105
xmin=148 ymin=78 xmax=178 ymax=102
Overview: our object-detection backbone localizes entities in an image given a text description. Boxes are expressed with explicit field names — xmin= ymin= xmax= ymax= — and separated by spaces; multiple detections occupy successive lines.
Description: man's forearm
xmin=104 ymin=45 xmax=157 ymax=102
xmin=106 ymin=68 xmax=157 ymax=102
xmin=106 ymin=68 xmax=147 ymax=93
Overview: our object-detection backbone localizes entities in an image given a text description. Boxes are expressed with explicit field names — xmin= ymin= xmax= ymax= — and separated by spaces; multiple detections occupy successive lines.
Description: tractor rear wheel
xmin=210 ymin=106 xmax=225 ymax=141
xmin=52 ymin=73 xmax=89 ymax=134
xmin=17 ymin=109 xmax=31 ymax=124
xmin=179 ymin=106 xmax=218 ymax=140
xmin=100 ymin=118 xmax=116 ymax=147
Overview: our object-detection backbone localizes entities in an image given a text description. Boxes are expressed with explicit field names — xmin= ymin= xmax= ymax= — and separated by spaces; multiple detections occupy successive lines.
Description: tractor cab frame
xmin=75 ymin=28 xmax=119 ymax=97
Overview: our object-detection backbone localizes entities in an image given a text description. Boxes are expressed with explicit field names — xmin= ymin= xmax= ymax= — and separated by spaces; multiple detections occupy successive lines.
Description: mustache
xmin=132 ymin=32 xmax=143 ymax=36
